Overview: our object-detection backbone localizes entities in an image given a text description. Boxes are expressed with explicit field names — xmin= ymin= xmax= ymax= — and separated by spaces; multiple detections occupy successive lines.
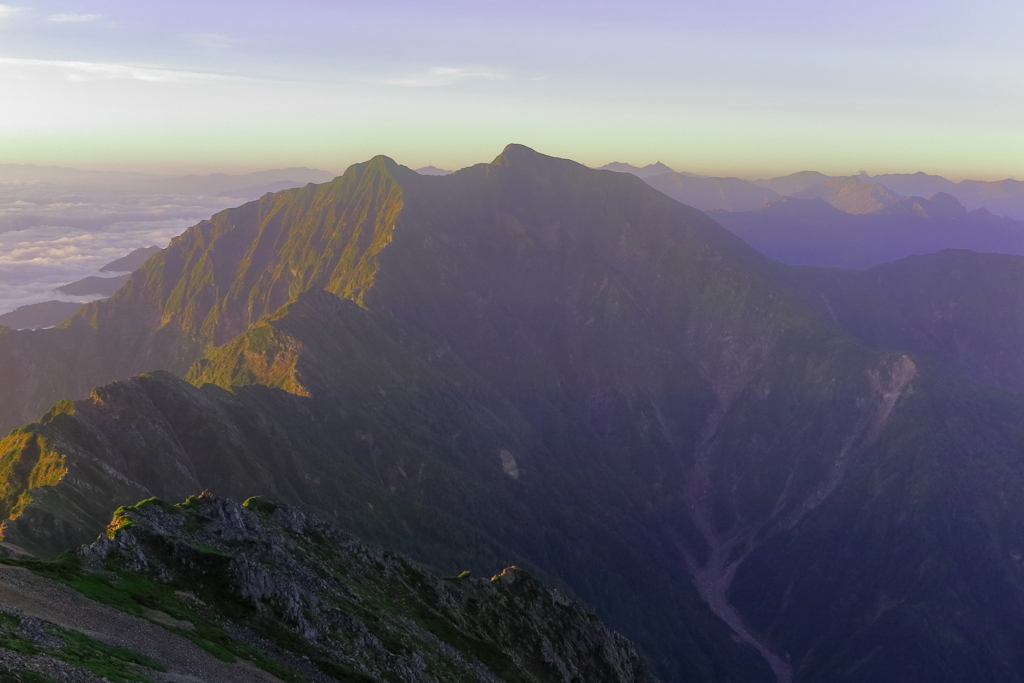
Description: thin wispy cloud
xmin=383 ymin=67 xmax=505 ymax=88
xmin=0 ymin=5 xmax=24 ymax=24
xmin=49 ymin=13 xmax=101 ymax=23
xmin=0 ymin=57 xmax=232 ymax=83
xmin=188 ymin=33 xmax=230 ymax=49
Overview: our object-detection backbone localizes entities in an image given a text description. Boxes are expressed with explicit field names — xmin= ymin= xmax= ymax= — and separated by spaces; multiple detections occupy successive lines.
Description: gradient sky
xmin=1 ymin=0 xmax=1023 ymax=178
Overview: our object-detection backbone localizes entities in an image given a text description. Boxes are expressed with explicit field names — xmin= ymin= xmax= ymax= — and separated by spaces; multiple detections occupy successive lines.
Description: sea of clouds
xmin=0 ymin=218 xmax=198 ymax=314
xmin=0 ymin=166 xmax=331 ymax=316
xmin=0 ymin=173 xmax=241 ymax=315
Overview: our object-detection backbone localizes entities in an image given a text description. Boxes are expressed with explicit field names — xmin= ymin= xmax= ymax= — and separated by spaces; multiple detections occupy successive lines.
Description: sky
xmin=1 ymin=0 xmax=1024 ymax=179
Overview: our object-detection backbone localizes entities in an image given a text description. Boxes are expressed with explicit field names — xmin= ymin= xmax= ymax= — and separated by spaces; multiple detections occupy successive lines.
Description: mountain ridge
xmin=6 ymin=145 xmax=1024 ymax=682
xmin=710 ymin=193 xmax=1024 ymax=270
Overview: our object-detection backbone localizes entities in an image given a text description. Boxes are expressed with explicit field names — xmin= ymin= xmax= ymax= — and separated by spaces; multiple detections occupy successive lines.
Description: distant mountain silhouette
xmin=710 ymin=193 xmax=1024 ymax=269
xmin=598 ymin=161 xmax=691 ymax=178
xmin=793 ymin=176 xmax=904 ymax=214
xmin=55 ymin=274 xmax=131 ymax=296
xmin=644 ymin=172 xmax=779 ymax=211
xmin=952 ymin=178 xmax=1024 ymax=219
xmin=100 ymin=246 xmax=163 ymax=272
xmin=216 ymin=180 xmax=313 ymax=200
xmin=754 ymin=170 xmax=835 ymax=195
xmin=0 ymin=300 xmax=84 ymax=330
xmin=158 ymin=167 xmax=337 ymax=195
xmin=865 ymin=171 xmax=956 ymax=198
xmin=414 ymin=165 xmax=454 ymax=175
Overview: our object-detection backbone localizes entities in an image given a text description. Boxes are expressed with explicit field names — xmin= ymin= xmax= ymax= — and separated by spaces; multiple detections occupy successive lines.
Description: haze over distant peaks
xmin=100 ymin=246 xmax=163 ymax=272
xmin=881 ymin=191 xmax=967 ymax=219
xmin=865 ymin=171 xmax=956 ymax=198
xmin=216 ymin=180 xmax=314 ymax=200
xmin=754 ymin=170 xmax=835 ymax=195
xmin=55 ymin=274 xmax=131 ymax=297
xmin=598 ymin=161 xmax=691 ymax=178
xmin=711 ymin=191 xmax=1024 ymax=269
xmin=414 ymin=165 xmax=454 ymax=176
xmin=793 ymin=176 xmax=905 ymax=214
xmin=644 ymin=173 xmax=779 ymax=212
xmin=0 ymin=300 xmax=84 ymax=330
xmin=159 ymin=167 xmax=336 ymax=195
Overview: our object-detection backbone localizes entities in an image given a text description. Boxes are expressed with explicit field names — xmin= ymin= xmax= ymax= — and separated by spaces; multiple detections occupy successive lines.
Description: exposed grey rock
xmin=81 ymin=493 xmax=659 ymax=683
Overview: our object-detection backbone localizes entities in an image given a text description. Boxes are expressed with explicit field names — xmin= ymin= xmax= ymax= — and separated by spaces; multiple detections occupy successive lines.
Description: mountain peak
xmin=794 ymin=176 xmax=904 ymax=213
xmin=598 ymin=161 xmax=679 ymax=179
xmin=414 ymin=165 xmax=454 ymax=176
xmin=492 ymin=143 xmax=545 ymax=166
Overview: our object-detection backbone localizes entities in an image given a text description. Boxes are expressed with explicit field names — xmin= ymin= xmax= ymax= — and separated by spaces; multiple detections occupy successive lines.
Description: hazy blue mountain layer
xmin=55 ymin=274 xmax=131 ymax=297
xmin=791 ymin=177 xmax=904 ymax=214
xmin=867 ymin=173 xmax=1024 ymax=219
xmin=100 ymin=246 xmax=163 ymax=273
xmin=0 ymin=301 xmax=85 ymax=331
xmin=597 ymin=162 xmax=682 ymax=178
xmin=710 ymin=194 xmax=1024 ymax=269
xmin=642 ymin=173 xmax=779 ymax=211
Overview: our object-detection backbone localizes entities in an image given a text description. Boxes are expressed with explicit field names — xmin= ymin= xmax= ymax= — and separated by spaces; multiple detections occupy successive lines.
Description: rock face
xmin=80 ymin=493 xmax=658 ymax=683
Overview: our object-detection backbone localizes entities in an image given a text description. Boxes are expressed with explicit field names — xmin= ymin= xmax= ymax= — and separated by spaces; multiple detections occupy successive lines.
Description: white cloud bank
xmin=0 ymin=57 xmax=230 ymax=83
xmin=0 ymin=219 xmax=195 ymax=314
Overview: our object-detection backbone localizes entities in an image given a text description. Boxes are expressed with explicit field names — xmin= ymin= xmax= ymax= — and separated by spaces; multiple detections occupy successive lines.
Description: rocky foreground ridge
xmin=0 ymin=492 xmax=656 ymax=683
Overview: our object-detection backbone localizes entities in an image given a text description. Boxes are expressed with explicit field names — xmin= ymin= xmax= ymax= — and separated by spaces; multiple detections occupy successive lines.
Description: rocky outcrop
xmin=79 ymin=492 xmax=658 ymax=683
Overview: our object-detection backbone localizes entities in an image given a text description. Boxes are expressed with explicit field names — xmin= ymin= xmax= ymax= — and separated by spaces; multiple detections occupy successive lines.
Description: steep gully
xmin=678 ymin=356 xmax=917 ymax=683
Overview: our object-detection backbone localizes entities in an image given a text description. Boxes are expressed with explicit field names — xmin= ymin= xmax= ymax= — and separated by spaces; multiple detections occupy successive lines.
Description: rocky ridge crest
xmin=80 ymin=492 xmax=657 ymax=683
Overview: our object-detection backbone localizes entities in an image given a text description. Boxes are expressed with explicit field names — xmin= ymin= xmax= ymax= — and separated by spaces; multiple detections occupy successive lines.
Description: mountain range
xmin=599 ymin=163 xmax=1024 ymax=220
xmin=0 ymin=301 xmax=86 ymax=331
xmin=4 ymin=146 xmax=1024 ymax=682
xmin=596 ymin=162 xmax=689 ymax=179
xmin=54 ymin=274 xmax=132 ymax=297
xmin=709 ymin=193 xmax=1024 ymax=269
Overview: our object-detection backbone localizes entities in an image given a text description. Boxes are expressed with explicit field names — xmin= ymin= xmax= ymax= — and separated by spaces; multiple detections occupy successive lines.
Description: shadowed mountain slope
xmin=790 ymin=249 xmax=1024 ymax=394
xmin=5 ymin=147 xmax=1024 ymax=682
